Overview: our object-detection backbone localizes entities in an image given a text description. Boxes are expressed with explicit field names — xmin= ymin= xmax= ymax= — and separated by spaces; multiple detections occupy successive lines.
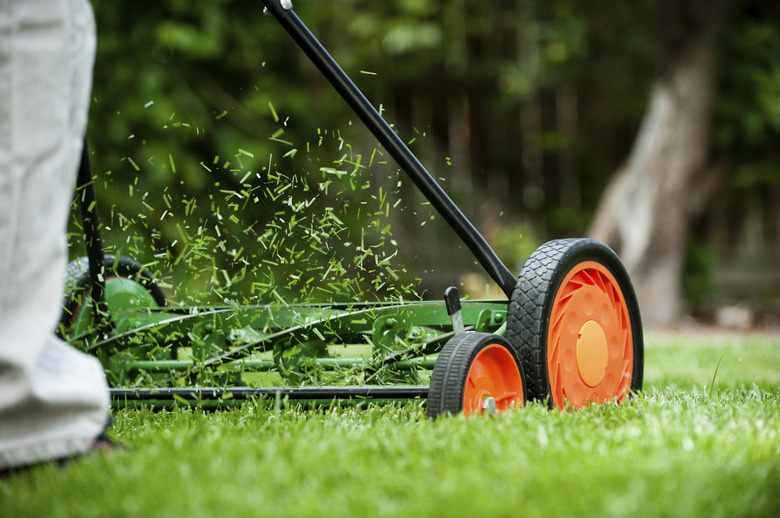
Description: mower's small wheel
xmin=58 ymin=254 xmax=166 ymax=338
xmin=505 ymin=239 xmax=643 ymax=410
xmin=427 ymin=332 xmax=526 ymax=419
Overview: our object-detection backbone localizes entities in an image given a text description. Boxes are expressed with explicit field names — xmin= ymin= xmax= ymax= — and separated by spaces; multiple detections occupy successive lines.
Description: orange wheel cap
xmin=576 ymin=320 xmax=608 ymax=387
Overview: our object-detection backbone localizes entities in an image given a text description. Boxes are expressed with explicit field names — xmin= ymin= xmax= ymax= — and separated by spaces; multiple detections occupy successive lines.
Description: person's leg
xmin=0 ymin=0 xmax=110 ymax=469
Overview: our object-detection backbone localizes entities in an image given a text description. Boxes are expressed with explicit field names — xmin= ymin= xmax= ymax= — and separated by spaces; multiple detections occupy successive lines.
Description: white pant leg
xmin=0 ymin=0 xmax=109 ymax=469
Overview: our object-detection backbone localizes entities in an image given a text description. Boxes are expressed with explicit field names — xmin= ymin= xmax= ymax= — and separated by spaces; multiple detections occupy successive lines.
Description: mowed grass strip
xmin=1 ymin=332 xmax=778 ymax=518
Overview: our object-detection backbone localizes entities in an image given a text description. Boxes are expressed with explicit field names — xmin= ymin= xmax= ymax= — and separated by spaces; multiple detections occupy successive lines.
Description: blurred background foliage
xmin=73 ymin=0 xmax=779 ymax=317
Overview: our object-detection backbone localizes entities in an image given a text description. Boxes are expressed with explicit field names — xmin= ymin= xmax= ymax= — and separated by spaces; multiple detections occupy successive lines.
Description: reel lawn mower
xmin=60 ymin=0 xmax=643 ymax=418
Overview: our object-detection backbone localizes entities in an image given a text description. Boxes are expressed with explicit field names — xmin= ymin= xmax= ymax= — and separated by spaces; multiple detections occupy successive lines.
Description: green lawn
xmin=2 ymin=331 xmax=779 ymax=518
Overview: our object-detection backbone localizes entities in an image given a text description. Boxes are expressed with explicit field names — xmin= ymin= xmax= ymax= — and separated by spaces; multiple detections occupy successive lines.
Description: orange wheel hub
xmin=462 ymin=344 xmax=524 ymax=417
xmin=547 ymin=261 xmax=633 ymax=408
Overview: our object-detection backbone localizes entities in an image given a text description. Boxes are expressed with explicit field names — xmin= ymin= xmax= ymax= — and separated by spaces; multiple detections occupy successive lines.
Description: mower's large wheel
xmin=427 ymin=332 xmax=526 ymax=419
xmin=506 ymin=239 xmax=643 ymax=410
xmin=58 ymin=254 xmax=166 ymax=338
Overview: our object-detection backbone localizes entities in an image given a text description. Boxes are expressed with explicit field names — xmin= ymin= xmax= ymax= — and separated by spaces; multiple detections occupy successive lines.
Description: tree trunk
xmin=588 ymin=22 xmax=721 ymax=327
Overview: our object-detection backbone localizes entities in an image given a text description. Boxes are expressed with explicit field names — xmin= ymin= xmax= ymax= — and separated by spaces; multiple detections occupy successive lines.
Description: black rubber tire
xmin=58 ymin=254 xmax=166 ymax=336
xmin=427 ymin=332 xmax=526 ymax=419
xmin=505 ymin=238 xmax=643 ymax=408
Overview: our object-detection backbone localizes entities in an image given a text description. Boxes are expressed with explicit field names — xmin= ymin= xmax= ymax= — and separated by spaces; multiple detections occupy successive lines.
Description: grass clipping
xmin=72 ymin=125 xmax=422 ymax=308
